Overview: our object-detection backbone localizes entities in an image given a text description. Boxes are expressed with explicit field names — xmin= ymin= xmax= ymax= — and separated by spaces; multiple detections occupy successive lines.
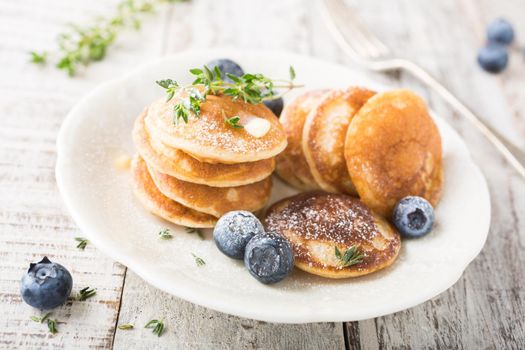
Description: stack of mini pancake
xmin=277 ymin=88 xmax=443 ymax=217
xmin=131 ymin=92 xmax=287 ymax=228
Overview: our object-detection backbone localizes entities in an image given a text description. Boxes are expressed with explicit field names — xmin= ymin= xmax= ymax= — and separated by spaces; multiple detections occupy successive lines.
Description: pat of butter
xmin=244 ymin=117 xmax=271 ymax=138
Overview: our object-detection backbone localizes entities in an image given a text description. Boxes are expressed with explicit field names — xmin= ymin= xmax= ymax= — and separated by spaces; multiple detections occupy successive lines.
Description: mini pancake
xmin=133 ymin=110 xmax=275 ymax=187
xmin=264 ymin=192 xmax=401 ymax=279
xmin=148 ymin=165 xmax=272 ymax=218
xmin=302 ymin=87 xmax=375 ymax=195
xmin=275 ymin=90 xmax=329 ymax=190
xmin=130 ymin=155 xmax=216 ymax=228
xmin=145 ymin=92 xmax=287 ymax=164
xmin=344 ymin=89 xmax=443 ymax=217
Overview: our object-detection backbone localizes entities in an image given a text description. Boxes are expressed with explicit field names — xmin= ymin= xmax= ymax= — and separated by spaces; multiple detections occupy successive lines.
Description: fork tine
xmin=324 ymin=0 xmax=376 ymax=58
xmin=322 ymin=0 xmax=391 ymax=59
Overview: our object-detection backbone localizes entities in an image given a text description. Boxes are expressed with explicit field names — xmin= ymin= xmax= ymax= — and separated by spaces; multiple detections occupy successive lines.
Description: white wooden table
xmin=1 ymin=0 xmax=524 ymax=348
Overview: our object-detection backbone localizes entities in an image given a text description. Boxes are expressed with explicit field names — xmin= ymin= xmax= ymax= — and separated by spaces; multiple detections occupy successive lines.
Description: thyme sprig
xmin=185 ymin=227 xmax=204 ymax=240
xmin=334 ymin=245 xmax=364 ymax=267
xmin=118 ymin=323 xmax=134 ymax=330
xmin=191 ymin=253 xmax=206 ymax=267
xmin=77 ymin=286 xmax=97 ymax=301
xmin=30 ymin=0 xmax=188 ymax=76
xmin=144 ymin=319 xmax=165 ymax=336
xmin=156 ymin=65 xmax=300 ymax=124
xmin=75 ymin=237 xmax=89 ymax=250
xmin=30 ymin=313 xmax=58 ymax=334
xmin=158 ymin=228 xmax=173 ymax=240
xmin=224 ymin=116 xmax=243 ymax=129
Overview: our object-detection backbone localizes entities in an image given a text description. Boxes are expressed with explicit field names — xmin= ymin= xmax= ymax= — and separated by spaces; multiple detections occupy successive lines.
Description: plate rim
xmin=56 ymin=49 xmax=491 ymax=323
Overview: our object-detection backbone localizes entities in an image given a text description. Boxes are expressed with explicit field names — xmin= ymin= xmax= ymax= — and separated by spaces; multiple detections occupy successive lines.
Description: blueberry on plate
xmin=213 ymin=211 xmax=264 ymax=260
xmin=244 ymin=232 xmax=294 ymax=284
xmin=487 ymin=18 xmax=514 ymax=45
xmin=263 ymin=97 xmax=284 ymax=117
xmin=20 ymin=257 xmax=73 ymax=309
xmin=392 ymin=196 xmax=435 ymax=238
xmin=477 ymin=44 xmax=509 ymax=73
xmin=206 ymin=58 xmax=244 ymax=83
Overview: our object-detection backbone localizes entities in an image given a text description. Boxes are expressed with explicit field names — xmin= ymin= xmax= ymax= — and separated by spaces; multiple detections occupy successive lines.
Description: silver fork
xmin=321 ymin=0 xmax=525 ymax=179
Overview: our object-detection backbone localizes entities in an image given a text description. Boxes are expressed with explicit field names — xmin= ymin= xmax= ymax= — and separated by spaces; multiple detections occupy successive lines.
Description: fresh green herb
xmin=191 ymin=253 xmax=205 ymax=267
xmin=30 ymin=0 xmax=188 ymax=76
xmin=118 ymin=323 xmax=134 ymax=330
xmin=31 ymin=313 xmax=57 ymax=334
xmin=75 ymin=237 xmax=89 ymax=250
xmin=29 ymin=51 xmax=47 ymax=64
xmin=157 ymin=65 xmax=301 ymax=124
xmin=185 ymin=227 xmax=204 ymax=239
xmin=158 ymin=228 xmax=173 ymax=240
xmin=30 ymin=312 xmax=52 ymax=324
xmin=77 ymin=286 xmax=97 ymax=301
xmin=224 ymin=115 xmax=243 ymax=129
xmin=144 ymin=319 xmax=164 ymax=336
xmin=334 ymin=245 xmax=364 ymax=267
xmin=47 ymin=319 xmax=58 ymax=334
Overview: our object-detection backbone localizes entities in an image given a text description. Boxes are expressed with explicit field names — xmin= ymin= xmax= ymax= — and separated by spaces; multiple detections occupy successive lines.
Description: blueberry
xmin=206 ymin=58 xmax=244 ymax=83
xmin=477 ymin=44 xmax=508 ymax=73
xmin=20 ymin=257 xmax=73 ymax=310
xmin=393 ymin=196 xmax=435 ymax=238
xmin=263 ymin=97 xmax=284 ymax=117
xmin=244 ymin=232 xmax=294 ymax=284
xmin=213 ymin=211 xmax=264 ymax=260
xmin=487 ymin=18 xmax=514 ymax=45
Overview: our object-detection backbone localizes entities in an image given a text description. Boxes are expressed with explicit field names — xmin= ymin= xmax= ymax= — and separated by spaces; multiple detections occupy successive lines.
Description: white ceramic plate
xmin=56 ymin=49 xmax=490 ymax=323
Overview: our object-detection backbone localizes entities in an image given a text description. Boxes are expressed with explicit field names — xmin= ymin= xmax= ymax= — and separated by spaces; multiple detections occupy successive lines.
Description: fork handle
xmin=373 ymin=58 xmax=525 ymax=179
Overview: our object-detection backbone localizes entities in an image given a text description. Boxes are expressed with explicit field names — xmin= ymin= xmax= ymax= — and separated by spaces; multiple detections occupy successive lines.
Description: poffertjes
xmin=264 ymin=192 xmax=401 ymax=279
xmin=133 ymin=109 xmax=275 ymax=187
xmin=145 ymin=92 xmax=287 ymax=164
xmin=130 ymin=155 xmax=216 ymax=228
xmin=302 ymin=87 xmax=375 ymax=195
xmin=344 ymin=89 xmax=443 ymax=217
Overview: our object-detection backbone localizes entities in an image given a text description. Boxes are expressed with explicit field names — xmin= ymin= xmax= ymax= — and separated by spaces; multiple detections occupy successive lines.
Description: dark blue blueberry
xmin=487 ymin=18 xmax=514 ymax=45
xmin=206 ymin=58 xmax=244 ymax=83
xmin=213 ymin=211 xmax=264 ymax=260
xmin=263 ymin=97 xmax=284 ymax=117
xmin=393 ymin=196 xmax=435 ymax=238
xmin=244 ymin=232 xmax=294 ymax=284
xmin=477 ymin=44 xmax=508 ymax=73
xmin=20 ymin=257 xmax=73 ymax=310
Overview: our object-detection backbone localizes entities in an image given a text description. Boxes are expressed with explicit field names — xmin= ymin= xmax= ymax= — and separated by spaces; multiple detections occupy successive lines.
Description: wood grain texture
xmin=112 ymin=271 xmax=345 ymax=350
xmin=0 ymin=0 xmax=524 ymax=349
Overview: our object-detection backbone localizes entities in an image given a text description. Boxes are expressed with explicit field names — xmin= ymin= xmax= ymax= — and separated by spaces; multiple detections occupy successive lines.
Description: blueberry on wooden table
xmin=486 ymin=18 xmax=514 ymax=45
xmin=20 ymin=257 xmax=73 ymax=309
xmin=213 ymin=210 xmax=264 ymax=260
xmin=244 ymin=232 xmax=294 ymax=284
xmin=477 ymin=44 xmax=509 ymax=73
xmin=206 ymin=58 xmax=244 ymax=83
xmin=392 ymin=196 xmax=435 ymax=238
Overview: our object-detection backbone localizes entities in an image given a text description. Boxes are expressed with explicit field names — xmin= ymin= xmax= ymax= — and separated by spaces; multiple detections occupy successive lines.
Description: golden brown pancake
xmin=302 ymin=87 xmax=375 ymax=195
xmin=133 ymin=110 xmax=275 ymax=187
xmin=275 ymin=90 xmax=329 ymax=190
xmin=130 ymin=155 xmax=216 ymax=228
xmin=264 ymin=192 xmax=401 ymax=279
xmin=148 ymin=165 xmax=272 ymax=218
xmin=344 ymin=89 xmax=443 ymax=217
xmin=145 ymin=92 xmax=287 ymax=164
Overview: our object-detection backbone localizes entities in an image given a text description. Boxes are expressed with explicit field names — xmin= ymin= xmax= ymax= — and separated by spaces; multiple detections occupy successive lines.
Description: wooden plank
xmin=343 ymin=0 xmax=525 ymax=348
xmin=112 ymin=271 xmax=345 ymax=350
xmin=0 ymin=0 xmax=170 ymax=348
